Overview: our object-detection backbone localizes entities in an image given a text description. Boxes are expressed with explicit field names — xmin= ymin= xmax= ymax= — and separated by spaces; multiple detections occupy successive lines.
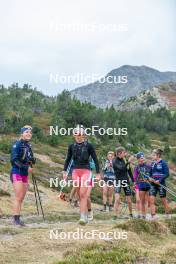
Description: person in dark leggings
xmin=113 ymin=147 xmax=134 ymax=220
xmin=149 ymin=149 xmax=171 ymax=220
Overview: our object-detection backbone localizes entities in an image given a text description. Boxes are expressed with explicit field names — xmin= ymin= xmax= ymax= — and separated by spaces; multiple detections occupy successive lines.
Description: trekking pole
xmin=67 ymin=159 xmax=73 ymax=176
xmin=165 ymin=182 xmax=176 ymax=191
xmin=159 ymin=184 xmax=176 ymax=198
xmin=143 ymin=174 xmax=176 ymax=199
xmin=32 ymin=174 xmax=39 ymax=215
xmin=32 ymin=173 xmax=45 ymax=220
xmin=31 ymin=166 xmax=45 ymax=220
xmin=58 ymin=159 xmax=73 ymax=200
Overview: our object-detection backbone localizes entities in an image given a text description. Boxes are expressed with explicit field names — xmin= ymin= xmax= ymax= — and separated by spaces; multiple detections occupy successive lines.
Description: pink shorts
xmin=135 ymin=184 xmax=139 ymax=191
xmin=12 ymin=174 xmax=29 ymax=183
xmin=72 ymin=169 xmax=92 ymax=188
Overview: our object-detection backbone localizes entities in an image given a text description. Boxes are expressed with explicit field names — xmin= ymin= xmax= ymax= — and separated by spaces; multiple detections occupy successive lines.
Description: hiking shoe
xmin=146 ymin=213 xmax=150 ymax=220
xmin=129 ymin=214 xmax=133 ymax=218
xmin=13 ymin=219 xmax=25 ymax=227
xmin=79 ymin=218 xmax=87 ymax=225
xmin=70 ymin=199 xmax=79 ymax=208
xmin=141 ymin=215 xmax=146 ymax=220
xmin=150 ymin=214 xmax=159 ymax=221
xmin=74 ymin=200 xmax=79 ymax=207
xmin=134 ymin=214 xmax=141 ymax=219
xmin=109 ymin=205 xmax=113 ymax=212
xmin=106 ymin=206 xmax=109 ymax=212
xmin=69 ymin=199 xmax=74 ymax=207
xmin=165 ymin=214 xmax=172 ymax=220
xmin=102 ymin=205 xmax=107 ymax=212
xmin=88 ymin=210 xmax=93 ymax=221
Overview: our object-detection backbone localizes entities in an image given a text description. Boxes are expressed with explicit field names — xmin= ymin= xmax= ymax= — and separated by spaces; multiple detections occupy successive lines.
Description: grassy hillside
xmin=0 ymin=84 xmax=176 ymax=264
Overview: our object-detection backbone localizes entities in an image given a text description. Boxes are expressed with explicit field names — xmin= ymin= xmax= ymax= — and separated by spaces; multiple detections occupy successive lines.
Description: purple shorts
xmin=11 ymin=174 xmax=29 ymax=183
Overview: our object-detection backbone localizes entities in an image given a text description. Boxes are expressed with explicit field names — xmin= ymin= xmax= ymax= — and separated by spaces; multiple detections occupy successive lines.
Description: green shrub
xmin=114 ymin=219 xmax=168 ymax=235
xmin=57 ymin=243 xmax=144 ymax=264
xmin=0 ymin=189 xmax=10 ymax=196
xmin=146 ymin=95 xmax=157 ymax=107
xmin=0 ymin=139 xmax=11 ymax=154
xmin=170 ymin=150 xmax=176 ymax=164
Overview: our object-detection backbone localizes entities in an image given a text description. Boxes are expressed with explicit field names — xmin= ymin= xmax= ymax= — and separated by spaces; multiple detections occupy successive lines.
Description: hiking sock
xmin=165 ymin=213 xmax=171 ymax=219
xmin=79 ymin=213 xmax=88 ymax=225
xmin=80 ymin=213 xmax=87 ymax=221
xmin=80 ymin=213 xmax=85 ymax=219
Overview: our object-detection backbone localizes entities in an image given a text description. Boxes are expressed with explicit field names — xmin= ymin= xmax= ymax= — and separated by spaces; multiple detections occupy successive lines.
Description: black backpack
xmin=72 ymin=141 xmax=89 ymax=161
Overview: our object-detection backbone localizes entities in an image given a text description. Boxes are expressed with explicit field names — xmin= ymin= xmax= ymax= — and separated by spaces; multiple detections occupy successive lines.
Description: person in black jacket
xmin=63 ymin=125 xmax=100 ymax=225
xmin=113 ymin=147 xmax=134 ymax=219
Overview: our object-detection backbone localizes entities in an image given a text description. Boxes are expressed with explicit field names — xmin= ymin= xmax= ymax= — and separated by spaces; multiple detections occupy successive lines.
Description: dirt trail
xmin=0 ymin=194 xmax=128 ymax=264
xmin=0 ymin=147 xmax=176 ymax=264
xmin=0 ymin=209 xmax=176 ymax=264
xmin=0 ymin=219 xmax=121 ymax=264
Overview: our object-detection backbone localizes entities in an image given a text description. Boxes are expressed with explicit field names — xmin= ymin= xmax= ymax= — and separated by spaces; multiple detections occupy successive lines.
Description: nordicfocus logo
xmin=49 ymin=22 xmax=128 ymax=33
xmin=49 ymin=126 xmax=128 ymax=136
xmin=50 ymin=178 xmax=128 ymax=188
xmin=50 ymin=228 xmax=128 ymax=240
xmin=49 ymin=73 xmax=128 ymax=85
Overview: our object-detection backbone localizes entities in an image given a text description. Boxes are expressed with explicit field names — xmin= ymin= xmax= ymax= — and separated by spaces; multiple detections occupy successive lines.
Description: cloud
xmin=0 ymin=0 xmax=175 ymax=95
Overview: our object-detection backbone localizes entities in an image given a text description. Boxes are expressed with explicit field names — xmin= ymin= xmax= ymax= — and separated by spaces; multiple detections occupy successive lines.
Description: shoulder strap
xmin=21 ymin=142 xmax=28 ymax=161
xmin=136 ymin=165 xmax=145 ymax=181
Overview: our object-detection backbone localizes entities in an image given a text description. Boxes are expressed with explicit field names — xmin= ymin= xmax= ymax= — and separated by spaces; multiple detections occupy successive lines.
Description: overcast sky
xmin=0 ymin=0 xmax=175 ymax=95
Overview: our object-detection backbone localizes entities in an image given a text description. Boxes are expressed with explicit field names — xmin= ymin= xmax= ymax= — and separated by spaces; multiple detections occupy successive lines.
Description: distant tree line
xmin=0 ymin=84 xmax=176 ymax=160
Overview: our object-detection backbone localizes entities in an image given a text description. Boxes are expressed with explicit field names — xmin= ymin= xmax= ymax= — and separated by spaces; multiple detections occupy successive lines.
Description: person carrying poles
xmin=10 ymin=125 xmax=36 ymax=226
xmin=149 ymin=149 xmax=171 ymax=220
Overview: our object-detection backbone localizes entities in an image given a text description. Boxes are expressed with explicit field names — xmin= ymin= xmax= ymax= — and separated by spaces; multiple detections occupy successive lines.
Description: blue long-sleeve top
xmin=150 ymin=159 xmax=169 ymax=183
xmin=10 ymin=139 xmax=34 ymax=176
